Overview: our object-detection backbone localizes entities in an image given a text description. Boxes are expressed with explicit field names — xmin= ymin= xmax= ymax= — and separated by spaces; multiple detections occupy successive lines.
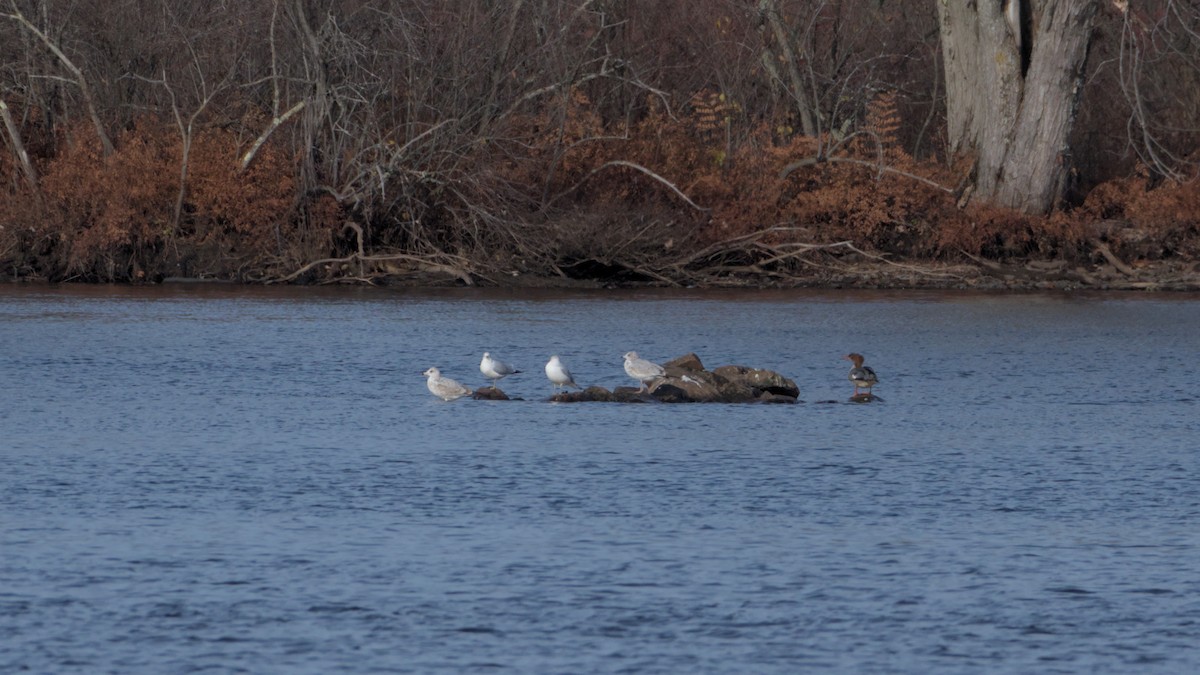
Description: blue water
xmin=2 ymin=285 xmax=1198 ymax=673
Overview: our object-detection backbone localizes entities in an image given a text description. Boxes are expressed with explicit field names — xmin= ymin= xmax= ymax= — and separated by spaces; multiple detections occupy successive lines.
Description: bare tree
xmin=758 ymin=0 xmax=820 ymax=137
xmin=241 ymin=0 xmax=307 ymax=172
xmin=1116 ymin=0 xmax=1200 ymax=181
xmin=2 ymin=0 xmax=114 ymax=157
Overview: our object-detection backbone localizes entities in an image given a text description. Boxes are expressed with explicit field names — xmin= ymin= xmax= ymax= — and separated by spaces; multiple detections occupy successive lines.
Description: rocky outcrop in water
xmin=550 ymin=353 xmax=799 ymax=404
xmin=473 ymin=387 xmax=516 ymax=401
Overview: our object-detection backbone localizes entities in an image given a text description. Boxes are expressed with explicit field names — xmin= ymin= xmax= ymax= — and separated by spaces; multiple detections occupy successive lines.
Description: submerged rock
xmin=759 ymin=393 xmax=800 ymax=404
xmin=473 ymin=387 xmax=512 ymax=401
xmin=550 ymin=386 xmax=649 ymax=403
xmin=849 ymin=393 xmax=883 ymax=403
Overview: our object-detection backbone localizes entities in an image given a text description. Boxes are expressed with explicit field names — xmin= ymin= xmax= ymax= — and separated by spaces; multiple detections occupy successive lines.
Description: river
xmin=2 ymin=285 xmax=1198 ymax=673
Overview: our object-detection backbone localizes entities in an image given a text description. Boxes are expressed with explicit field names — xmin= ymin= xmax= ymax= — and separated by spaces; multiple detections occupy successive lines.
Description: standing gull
xmin=545 ymin=355 xmax=581 ymax=392
xmin=423 ymin=367 xmax=473 ymax=401
xmin=480 ymin=352 xmax=521 ymax=389
xmin=844 ymin=353 xmax=879 ymax=396
xmin=623 ymin=351 xmax=666 ymax=393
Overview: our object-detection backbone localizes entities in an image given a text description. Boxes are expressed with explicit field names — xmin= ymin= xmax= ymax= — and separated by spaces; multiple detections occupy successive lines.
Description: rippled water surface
xmin=2 ymin=285 xmax=1198 ymax=673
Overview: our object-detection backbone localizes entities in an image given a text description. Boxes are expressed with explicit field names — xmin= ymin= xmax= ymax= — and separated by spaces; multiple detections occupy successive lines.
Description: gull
xmin=623 ymin=351 xmax=666 ymax=393
xmin=545 ymin=355 xmax=581 ymax=392
xmin=423 ymin=367 xmax=473 ymax=401
xmin=480 ymin=352 xmax=521 ymax=389
xmin=844 ymin=353 xmax=879 ymax=396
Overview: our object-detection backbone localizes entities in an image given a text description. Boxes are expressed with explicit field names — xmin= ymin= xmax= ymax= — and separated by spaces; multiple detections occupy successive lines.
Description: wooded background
xmin=1 ymin=0 xmax=1197 ymax=283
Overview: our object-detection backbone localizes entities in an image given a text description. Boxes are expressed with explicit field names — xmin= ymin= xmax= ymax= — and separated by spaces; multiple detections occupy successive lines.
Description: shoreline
xmin=258 ymin=256 xmax=1200 ymax=293
xmin=6 ymin=256 xmax=1200 ymax=293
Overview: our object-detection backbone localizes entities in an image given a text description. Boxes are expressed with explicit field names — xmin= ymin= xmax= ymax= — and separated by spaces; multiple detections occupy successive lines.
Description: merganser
xmin=423 ymin=367 xmax=473 ymax=401
xmin=545 ymin=355 xmax=581 ymax=391
xmin=844 ymin=353 xmax=879 ymax=396
xmin=480 ymin=352 xmax=520 ymax=388
xmin=623 ymin=351 xmax=666 ymax=393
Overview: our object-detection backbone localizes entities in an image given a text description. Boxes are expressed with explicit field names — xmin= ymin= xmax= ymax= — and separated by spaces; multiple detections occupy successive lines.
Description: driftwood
xmin=959 ymin=250 xmax=1101 ymax=286
xmin=660 ymin=228 xmax=967 ymax=284
xmin=269 ymin=252 xmax=474 ymax=285
xmin=268 ymin=210 xmax=1195 ymax=290
xmin=1091 ymin=240 xmax=1137 ymax=277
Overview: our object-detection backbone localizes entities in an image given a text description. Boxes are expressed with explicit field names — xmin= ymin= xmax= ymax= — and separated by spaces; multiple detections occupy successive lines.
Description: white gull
xmin=423 ymin=367 xmax=473 ymax=401
xmin=623 ymin=351 xmax=666 ymax=393
xmin=480 ymin=352 xmax=521 ymax=388
xmin=545 ymin=355 xmax=581 ymax=392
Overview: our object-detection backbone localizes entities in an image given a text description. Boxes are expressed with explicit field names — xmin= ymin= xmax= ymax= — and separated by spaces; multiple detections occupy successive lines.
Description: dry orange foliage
xmin=1 ymin=120 xmax=324 ymax=281
xmin=1 ymin=87 xmax=1196 ymax=283
xmin=1078 ymin=167 xmax=1200 ymax=258
xmin=483 ymin=87 xmax=1165 ymax=273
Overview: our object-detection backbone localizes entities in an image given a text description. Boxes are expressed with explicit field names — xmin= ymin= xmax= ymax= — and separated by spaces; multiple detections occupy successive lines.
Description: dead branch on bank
xmin=660 ymin=228 xmax=968 ymax=284
xmin=958 ymin=249 xmax=1101 ymax=286
xmin=267 ymin=222 xmax=475 ymax=285
xmin=1091 ymin=240 xmax=1137 ymax=277
xmin=549 ymin=220 xmax=970 ymax=288
xmin=548 ymin=161 xmax=710 ymax=213
xmin=268 ymin=250 xmax=475 ymax=286
xmin=779 ymin=155 xmax=955 ymax=194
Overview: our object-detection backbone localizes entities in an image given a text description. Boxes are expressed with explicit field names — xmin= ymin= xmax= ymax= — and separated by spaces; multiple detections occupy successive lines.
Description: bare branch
xmin=239 ymin=100 xmax=306 ymax=172
xmin=269 ymin=251 xmax=474 ymax=286
xmin=3 ymin=4 xmax=114 ymax=157
xmin=0 ymin=93 xmax=38 ymax=188
xmin=779 ymin=154 xmax=954 ymax=194
xmin=550 ymin=160 xmax=709 ymax=212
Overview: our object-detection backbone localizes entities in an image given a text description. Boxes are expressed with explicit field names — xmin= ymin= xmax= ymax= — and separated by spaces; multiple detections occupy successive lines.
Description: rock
xmin=609 ymin=387 xmax=655 ymax=402
xmin=541 ymin=354 xmax=801 ymax=404
xmin=650 ymin=379 xmax=746 ymax=403
xmin=551 ymin=386 xmax=648 ymax=403
xmin=849 ymin=393 xmax=883 ymax=403
xmin=473 ymin=387 xmax=511 ymax=401
xmin=711 ymin=365 xmax=800 ymax=398
xmin=653 ymin=369 xmax=740 ymax=403
xmin=663 ymin=353 xmax=706 ymax=372
xmin=644 ymin=358 xmax=798 ymax=403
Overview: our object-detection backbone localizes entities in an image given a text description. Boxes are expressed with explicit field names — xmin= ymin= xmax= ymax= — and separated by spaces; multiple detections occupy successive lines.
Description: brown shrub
xmin=1078 ymin=169 xmax=1200 ymax=258
xmin=10 ymin=120 xmax=331 ymax=281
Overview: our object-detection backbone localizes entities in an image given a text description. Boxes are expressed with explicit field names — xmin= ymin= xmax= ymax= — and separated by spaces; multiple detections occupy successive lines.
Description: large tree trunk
xmin=938 ymin=0 xmax=1099 ymax=213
